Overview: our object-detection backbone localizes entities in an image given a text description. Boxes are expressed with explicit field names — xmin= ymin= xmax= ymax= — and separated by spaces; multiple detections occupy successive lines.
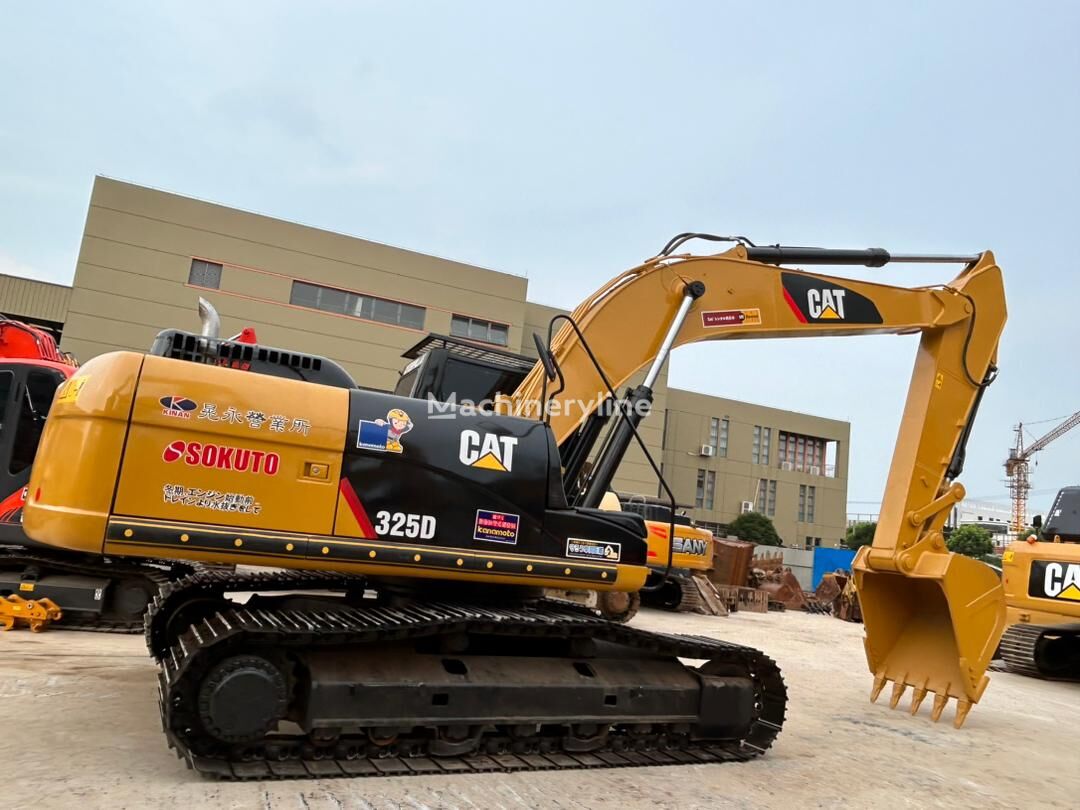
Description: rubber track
xmin=0 ymin=548 xmax=181 ymax=633
xmin=1000 ymin=623 xmax=1080 ymax=680
xmin=159 ymin=599 xmax=786 ymax=780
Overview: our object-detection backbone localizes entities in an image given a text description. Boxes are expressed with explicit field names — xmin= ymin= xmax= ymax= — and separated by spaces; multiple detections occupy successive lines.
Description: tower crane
xmin=1005 ymin=411 xmax=1080 ymax=533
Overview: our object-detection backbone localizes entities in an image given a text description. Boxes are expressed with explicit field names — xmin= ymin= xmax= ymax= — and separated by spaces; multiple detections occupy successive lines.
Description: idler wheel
xmin=197 ymin=655 xmax=287 ymax=743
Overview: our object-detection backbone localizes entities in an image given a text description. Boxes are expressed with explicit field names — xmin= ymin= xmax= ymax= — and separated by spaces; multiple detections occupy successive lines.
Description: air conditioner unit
xmin=808 ymin=465 xmax=821 ymax=476
xmin=700 ymin=445 xmax=715 ymax=457
xmin=740 ymin=500 xmax=754 ymax=514
xmin=780 ymin=461 xmax=794 ymax=471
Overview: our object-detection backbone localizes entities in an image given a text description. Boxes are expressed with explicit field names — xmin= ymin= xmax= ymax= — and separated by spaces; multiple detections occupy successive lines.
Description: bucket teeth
xmin=954 ymin=699 xmax=973 ymax=729
xmin=909 ymin=686 xmax=928 ymax=716
xmin=930 ymin=693 xmax=949 ymax=723
xmin=870 ymin=672 xmax=887 ymax=704
xmin=870 ymin=676 xmax=977 ymax=728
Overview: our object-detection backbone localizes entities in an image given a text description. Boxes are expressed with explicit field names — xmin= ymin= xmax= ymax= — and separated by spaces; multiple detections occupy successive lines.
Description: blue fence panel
xmin=812 ymin=547 xmax=856 ymax=588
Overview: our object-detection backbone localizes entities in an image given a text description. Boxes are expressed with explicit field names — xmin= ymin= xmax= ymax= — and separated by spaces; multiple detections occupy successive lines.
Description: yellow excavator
xmin=998 ymin=487 xmax=1080 ymax=679
xmin=22 ymin=234 xmax=1006 ymax=779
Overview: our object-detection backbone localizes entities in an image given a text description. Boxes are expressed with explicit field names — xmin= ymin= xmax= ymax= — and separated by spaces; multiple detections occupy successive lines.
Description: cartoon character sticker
xmin=357 ymin=408 xmax=413 ymax=454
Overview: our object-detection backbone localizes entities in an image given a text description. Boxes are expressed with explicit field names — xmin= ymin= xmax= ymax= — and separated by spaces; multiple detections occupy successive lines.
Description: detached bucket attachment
xmin=853 ymin=547 xmax=1005 ymax=728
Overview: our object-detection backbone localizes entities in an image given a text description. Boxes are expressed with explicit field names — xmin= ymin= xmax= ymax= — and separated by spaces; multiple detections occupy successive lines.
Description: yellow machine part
xmin=511 ymin=245 xmax=1009 ymax=726
xmin=644 ymin=522 xmax=714 ymax=572
xmin=1001 ymin=540 xmax=1080 ymax=627
xmin=0 ymin=594 xmax=63 ymax=632
xmin=597 ymin=492 xmax=713 ymax=572
xmin=24 ymin=353 xmax=647 ymax=593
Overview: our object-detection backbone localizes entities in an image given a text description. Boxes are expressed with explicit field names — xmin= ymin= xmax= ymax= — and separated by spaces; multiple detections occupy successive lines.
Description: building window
xmin=451 ymin=314 xmax=509 ymax=346
xmin=696 ymin=469 xmax=706 ymax=508
xmin=188 ymin=259 xmax=222 ymax=289
xmin=707 ymin=417 xmax=729 ymax=457
xmin=804 ymin=536 xmax=822 ymax=549
xmin=752 ymin=426 xmax=772 ymax=464
xmin=290 ymin=281 xmax=426 ymax=330
xmin=799 ymin=484 xmax=817 ymax=522
xmin=756 ymin=478 xmax=777 ymax=517
xmin=779 ymin=430 xmax=827 ymax=474
xmin=705 ymin=470 xmax=716 ymax=510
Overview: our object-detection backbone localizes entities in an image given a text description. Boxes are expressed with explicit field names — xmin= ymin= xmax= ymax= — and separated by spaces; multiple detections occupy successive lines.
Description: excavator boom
xmin=511 ymin=241 xmax=1008 ymax=726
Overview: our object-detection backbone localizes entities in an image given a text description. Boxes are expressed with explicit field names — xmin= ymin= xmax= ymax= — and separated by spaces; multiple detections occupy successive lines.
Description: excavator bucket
xmin=853 ymin=547 xmax=1006 ymax=727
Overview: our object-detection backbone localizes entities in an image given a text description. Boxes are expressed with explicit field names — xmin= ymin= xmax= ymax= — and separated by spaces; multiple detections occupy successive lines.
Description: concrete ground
xmin=0 ymin=608 xmax=1075 ymax=810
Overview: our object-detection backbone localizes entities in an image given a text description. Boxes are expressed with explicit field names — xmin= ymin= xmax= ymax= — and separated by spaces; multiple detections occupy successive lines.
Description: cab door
xmin=0 ymin=363 xmax=69 ymax=545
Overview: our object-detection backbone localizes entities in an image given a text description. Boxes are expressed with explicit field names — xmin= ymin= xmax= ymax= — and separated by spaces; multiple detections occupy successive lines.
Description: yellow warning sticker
xmin=1002 ymin=550 xmax=1015 ymax=563
xmin=19 ymin=582 xmax=34 ymax=592
xmin=56 ymin=375 xmax=89 ymax=404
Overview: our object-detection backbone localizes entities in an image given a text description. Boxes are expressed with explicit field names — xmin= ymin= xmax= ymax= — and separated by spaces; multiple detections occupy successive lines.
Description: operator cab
xmin=391 ymin=334 xmax=647 ymax=556
xmin=1040 ymin=487 xmax=1080 ymax=543
xmin=617 ymin=493 xmax=695 ymax=527
xmin=393 ymin=334 xmax=533 ymax=404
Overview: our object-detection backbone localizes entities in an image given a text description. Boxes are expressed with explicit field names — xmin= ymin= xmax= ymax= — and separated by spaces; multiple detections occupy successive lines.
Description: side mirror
xmin=532 ymin=333 xmax=559 ymax=382
xmin=1033 ymin=514 xmax=1043 ymax=530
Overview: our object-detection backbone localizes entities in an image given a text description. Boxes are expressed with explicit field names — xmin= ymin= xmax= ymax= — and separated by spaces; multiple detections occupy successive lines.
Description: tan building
xmin=661 ymin=388 xmax=849 ymax=547
xmin=3 ymin=176 xmax=849 ymax=545
xmin=0 ymin=273 xmax=70 ymax=338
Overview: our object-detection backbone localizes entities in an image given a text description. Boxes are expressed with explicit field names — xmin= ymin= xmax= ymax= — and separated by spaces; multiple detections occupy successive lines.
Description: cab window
xmin=9 ymin=371 xmax=64 ymax=474
xmin=0 ymin=371 xmax=13 ymax=438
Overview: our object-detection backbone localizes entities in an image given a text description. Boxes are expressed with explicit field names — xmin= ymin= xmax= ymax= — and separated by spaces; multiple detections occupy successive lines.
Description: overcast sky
xmin=2 ymin=1 xmax=1078 ymax=512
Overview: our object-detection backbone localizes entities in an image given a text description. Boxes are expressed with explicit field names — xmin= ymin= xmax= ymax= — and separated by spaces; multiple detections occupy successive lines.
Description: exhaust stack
xmin=198 ymin=297 xmax=220 ymax=339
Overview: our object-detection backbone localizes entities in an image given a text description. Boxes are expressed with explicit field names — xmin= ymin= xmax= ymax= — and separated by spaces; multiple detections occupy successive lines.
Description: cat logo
xmin=459 ymin=429 xmax=518 ymax=472
xmin=807 ymin=289 xmax=846 ymax=319
xmin=781 ymin=273 xmax=883 ymax=325
xmin=1030 ymin=560 xmax=1080 ymax=602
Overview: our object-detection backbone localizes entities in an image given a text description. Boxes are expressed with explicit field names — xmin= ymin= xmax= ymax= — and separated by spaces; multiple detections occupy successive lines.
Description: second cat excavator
xmin=22 ymin=235 xmax=1006 ymax=779
xmin=998 ymin=486 xmax=1080 ymax=680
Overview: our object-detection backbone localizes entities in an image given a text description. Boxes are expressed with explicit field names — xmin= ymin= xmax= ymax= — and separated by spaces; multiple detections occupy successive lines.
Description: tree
xmin=844 ymin=521 xmax=877 ymax=550
xmin=946 ymin=524 xmax=995 ymax=558
xmin=727 ymin=512 xmax=782 ymax=547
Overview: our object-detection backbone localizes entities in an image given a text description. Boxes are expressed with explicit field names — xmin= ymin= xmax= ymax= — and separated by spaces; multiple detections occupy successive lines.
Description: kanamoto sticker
xmin=473 ymin=510 xmax=520 ymax=544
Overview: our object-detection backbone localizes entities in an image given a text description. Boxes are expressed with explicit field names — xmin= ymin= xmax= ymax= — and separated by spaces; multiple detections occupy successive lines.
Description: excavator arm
xmin=511 ymin=241 xmax=1007 ymax=727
